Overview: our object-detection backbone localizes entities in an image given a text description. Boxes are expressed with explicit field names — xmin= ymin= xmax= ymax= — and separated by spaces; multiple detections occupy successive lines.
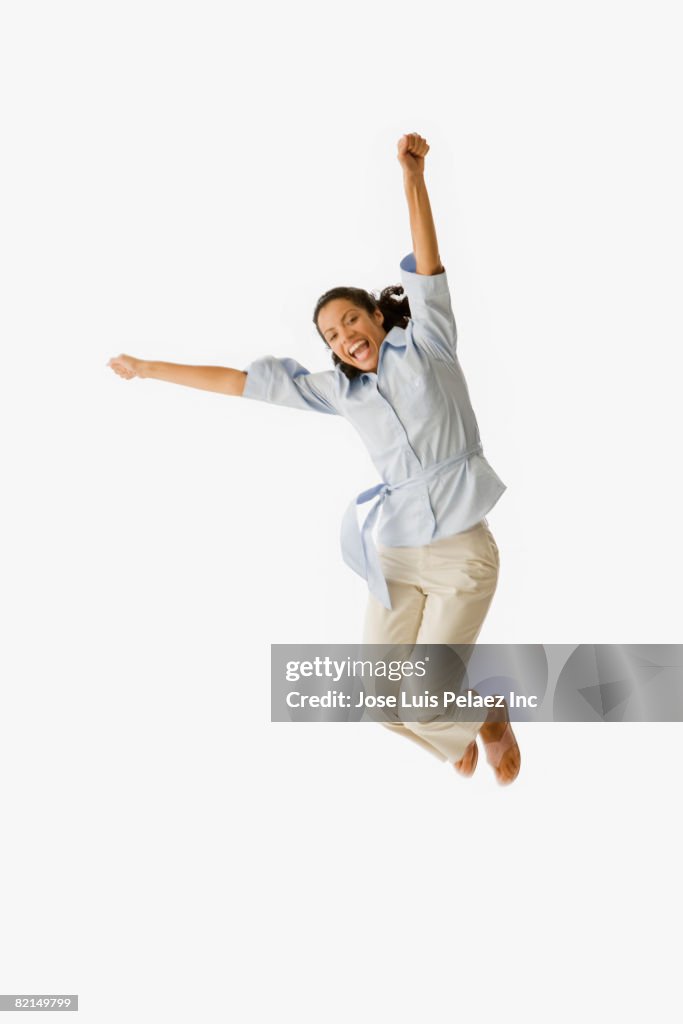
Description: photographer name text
xmin=285 ymin=690 xmax=538 ymax=709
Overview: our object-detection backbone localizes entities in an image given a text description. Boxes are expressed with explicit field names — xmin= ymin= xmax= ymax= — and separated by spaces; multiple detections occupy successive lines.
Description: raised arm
xmin=107 ymin=354 xmax=247 ymax=396
xmin=397 ymin=133 xmax=444 ymax=276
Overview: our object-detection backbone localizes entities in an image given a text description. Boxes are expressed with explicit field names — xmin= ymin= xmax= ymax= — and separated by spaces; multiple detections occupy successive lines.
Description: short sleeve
xmin=399 ymin=251 xmax=458 ymax=360
xmin=242 ymin=355 xmax=340 ymax=415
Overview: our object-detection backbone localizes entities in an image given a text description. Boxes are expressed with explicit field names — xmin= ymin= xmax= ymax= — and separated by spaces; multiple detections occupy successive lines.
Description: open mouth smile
xmin=348 ymin=339 xmax=370 ymax=359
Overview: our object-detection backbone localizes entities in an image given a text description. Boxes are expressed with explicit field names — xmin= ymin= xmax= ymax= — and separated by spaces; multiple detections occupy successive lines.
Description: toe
xmin=454 ymin=740 xmax=478 ymax=776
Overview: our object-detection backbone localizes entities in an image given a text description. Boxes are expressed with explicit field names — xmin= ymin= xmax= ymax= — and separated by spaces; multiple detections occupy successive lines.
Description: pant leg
xmin=418 ymin=520 xmax=500 ymax=644
xmin=363 ymin=520 xmax=501 ymax=764
xmin=362 ymin=547 xmax=448 ymax=761
xmin=362 ymin=572 xmax=426 ymax=647
xmin=405 ymin=520 xmax=501 ymax=762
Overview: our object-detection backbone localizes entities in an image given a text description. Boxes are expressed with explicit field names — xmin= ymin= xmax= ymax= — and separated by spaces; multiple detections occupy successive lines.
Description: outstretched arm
xmin=107 ymin=355 xmax=246 ymax=396
xmin=397 ymin=133 xmax=444 ymax=276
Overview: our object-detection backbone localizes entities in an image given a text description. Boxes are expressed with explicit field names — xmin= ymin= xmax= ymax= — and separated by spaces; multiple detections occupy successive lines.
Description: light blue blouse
xmin=242 ymin=252 xmax=507 ymax=609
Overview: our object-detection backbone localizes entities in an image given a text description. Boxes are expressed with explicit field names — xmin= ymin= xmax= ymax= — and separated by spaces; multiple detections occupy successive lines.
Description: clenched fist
xmin=397 ymin=132 xmax=430 ymax=176
xmin=107 ymin=354 xmax=144 ymax=380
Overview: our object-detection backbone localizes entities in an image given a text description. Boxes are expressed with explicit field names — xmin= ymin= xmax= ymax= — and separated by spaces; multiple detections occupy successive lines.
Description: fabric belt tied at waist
xmin=340 ymin=442 xmax=484 ymax=611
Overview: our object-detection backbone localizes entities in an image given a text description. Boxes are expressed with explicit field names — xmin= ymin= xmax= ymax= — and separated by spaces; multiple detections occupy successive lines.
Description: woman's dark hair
xmin=313 ymin=284 xmax=411 ymax=379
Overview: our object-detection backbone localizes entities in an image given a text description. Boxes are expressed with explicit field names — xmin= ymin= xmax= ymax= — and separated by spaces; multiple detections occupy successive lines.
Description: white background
xmin=1 ymin=1 xmax=682 ymax=1021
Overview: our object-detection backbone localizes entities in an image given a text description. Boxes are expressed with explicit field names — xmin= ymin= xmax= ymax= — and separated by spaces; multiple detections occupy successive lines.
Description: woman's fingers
xmin=401 ymin=132 xmax=429 ymax=155
xmin=397 ymin=133 xmax=429 ymax=171
xmin=107 ymin=354 xmax=138 ymax=379
xmin=414 ymin=135 xmax=428 ymax=156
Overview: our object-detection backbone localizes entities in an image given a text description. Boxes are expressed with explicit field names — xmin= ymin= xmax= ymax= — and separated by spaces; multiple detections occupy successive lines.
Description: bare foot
xmin=479 ymin=699 xmax=521 ymax=785
xmin=453 ymin=739 xmax=478 ymax=777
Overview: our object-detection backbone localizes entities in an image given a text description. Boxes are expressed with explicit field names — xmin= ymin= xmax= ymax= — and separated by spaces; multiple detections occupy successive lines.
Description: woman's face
xmin=317 ymin=299 xmax=386 ymax=373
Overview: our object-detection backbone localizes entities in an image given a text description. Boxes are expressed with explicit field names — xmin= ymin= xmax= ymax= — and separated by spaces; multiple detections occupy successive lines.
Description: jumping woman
xmin=108 ymin=132 xmax=521 ymax=785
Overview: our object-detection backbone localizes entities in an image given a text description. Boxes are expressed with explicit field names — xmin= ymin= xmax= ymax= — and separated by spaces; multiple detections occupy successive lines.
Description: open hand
xmin=107 ymin=354 xmax=144 ymax=380
xmin=397 ymin=132 xmax=430 ymax=176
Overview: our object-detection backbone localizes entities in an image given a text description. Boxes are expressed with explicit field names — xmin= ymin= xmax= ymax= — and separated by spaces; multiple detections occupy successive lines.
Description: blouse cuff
xmin=399 ymin=251 xmax=449 ymax=287
xmin=242 ymin=356 xmax=272 ymax=402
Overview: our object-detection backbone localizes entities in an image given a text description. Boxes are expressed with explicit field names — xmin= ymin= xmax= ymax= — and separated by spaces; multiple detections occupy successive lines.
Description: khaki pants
xmin=362 ymin=519 xmax=500 ymax=763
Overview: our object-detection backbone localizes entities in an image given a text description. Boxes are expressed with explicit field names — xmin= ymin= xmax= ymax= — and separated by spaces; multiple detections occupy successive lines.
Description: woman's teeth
xmin=350 ymin=340 xmax=369 ymax=358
